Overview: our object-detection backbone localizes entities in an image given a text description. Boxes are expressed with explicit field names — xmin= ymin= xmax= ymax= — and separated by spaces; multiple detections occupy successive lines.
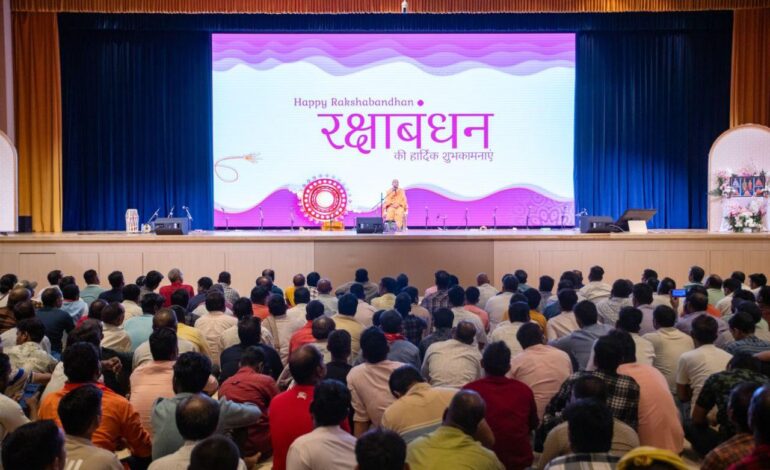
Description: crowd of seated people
xmin=1 ymin=265 xmax=770 ymax=469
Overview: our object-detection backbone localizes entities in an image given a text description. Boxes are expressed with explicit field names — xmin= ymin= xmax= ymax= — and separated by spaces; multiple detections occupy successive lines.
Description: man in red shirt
xmin=288 ymin=300 xmax=325 ymax=356
xmin=463 ymin=341 xmax=538 ymax=469
xmin=159 ymin=268 xmax=195 ymax=307
xmin=219 ymin=346 xmax=280 ymax=460
xmin=269 ymin=344 xmax=351 ymax=470
xmin=730 ymin=384 xmax=770 ymax=470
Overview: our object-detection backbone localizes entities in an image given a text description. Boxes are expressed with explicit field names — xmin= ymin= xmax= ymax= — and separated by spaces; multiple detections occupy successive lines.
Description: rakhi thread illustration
xmin=215 ymin=153 xmax=262 ymax=183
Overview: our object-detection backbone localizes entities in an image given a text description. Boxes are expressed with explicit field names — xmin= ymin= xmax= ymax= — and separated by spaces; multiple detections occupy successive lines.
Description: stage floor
xmin=2 ymin=229 xmax=770 ymax=297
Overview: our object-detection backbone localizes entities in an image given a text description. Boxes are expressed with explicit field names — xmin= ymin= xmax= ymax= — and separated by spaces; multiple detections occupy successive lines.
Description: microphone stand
xmin=465 ymin=208 xmax=469 ymax=230
xmin=526 ymin=206 xmax=531 ymax=230
xmin=424 ymin=207 xmax=429 ymax=230
xmin=493 ymin=207 xmax=497 ymax=230
xmin=560 ymin=206 xmax=567 ymax=230
xmin=146 ymin=208 xmax=160 ymax=229
xmin=290 ymin=211 xmax=295 ymax=231
xmin=182 ymin=205 xmax=193 ymax=230
xmin=167 ymin=206 xmax=175 ymax=218
xmin=259 ymin=207 xmax=264 ymax=231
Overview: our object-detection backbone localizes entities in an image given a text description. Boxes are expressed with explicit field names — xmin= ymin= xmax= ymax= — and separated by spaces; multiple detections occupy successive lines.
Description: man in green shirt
xmin=406 ymin=389 xmax=503 ymax=470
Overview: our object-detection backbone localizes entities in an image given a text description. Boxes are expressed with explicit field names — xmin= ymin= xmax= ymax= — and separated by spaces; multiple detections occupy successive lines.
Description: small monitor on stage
xmin=356 ymin=217 xmax=384 ymax=234
xmin=615 ymin=209 xmax=657 ymax=234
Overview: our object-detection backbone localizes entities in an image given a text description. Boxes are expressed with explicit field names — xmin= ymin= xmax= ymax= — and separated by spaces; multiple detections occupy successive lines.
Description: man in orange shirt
xmin=289 ymin=300 xmax=326 ymax=356
xmin=384 ymin=179 xmax=408 ymax=230
xmin=251 ymin=286 xmax=271 ymax=320
xmin=39 ymin=341 xmax=152 ymax=462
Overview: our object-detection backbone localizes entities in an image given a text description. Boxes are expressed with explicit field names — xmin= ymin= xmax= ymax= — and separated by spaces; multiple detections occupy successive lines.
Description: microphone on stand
xmin=146 ymin=208 xmax=160 ymax=225
xmin=465 ymin=208 xmax=469 ymax=230
xmin=182 ymin=206 xmax=193 ymax=221
xmin=560 ymin=205 xmax=567 ymax=229
xmin=259 ymin=207 xmax=264 ymax=231
xmin=290 ymin=211 xmax=295 ymax=231
xmin=167 ymin=206 xmax=175 ymax=218
xmin=424 ymin=207 xmax=429 ymax=230
xmin=493 ymin=207 xmax=497 ymax=230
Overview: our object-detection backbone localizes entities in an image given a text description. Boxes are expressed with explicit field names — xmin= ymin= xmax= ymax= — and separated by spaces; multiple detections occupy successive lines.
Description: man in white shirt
xmin=484 ymin=275 xmax=518 ymax=331
xmin=643 ymin=305 xmax=695 ymax=394
xmin=133 ymin=310 xmax=197 ymax=369
xmin=121 ymin=284 xmax=143 ymax=320
xmin=579 ymin=266 xmax=612 ymax=304
xmin=262 ymin=295 xmax=305 ymax=364
xmin=546 ymin=289 xmax=580 ymax=341
xmin=0 ymin=352 xmax=30 ymax=446
xmin=422 ymin=321 xmax=482 ymax=388
xmin=476 ymin=273 xmax=499 ymax=311
xmin=149 ymin=394 xmax=248 ymax=470
xmin=287 ymin=379 xmax=357 ymax=469
xmin=193 ymin=291 xmax=237 ymax=365
xmin=651 ymin=278 xmax=675 ymax=310
xmin=716 ymin=277 xmax=741 ymax=317
xmin=676 ymin=315 xmax=732 ymax=412
xmin=449 ymin=286 xmax=487 ymax=347
xmin=615 ymin=307 xmax=655 ymax=366
xmin=101 ymin=302 xmax=132 ymax=353
xmin=371 ymin=277 xmax=398 ymax=311
xmin=632 ymin=283 xmax=657 ymax=335
xmin=316 ymin=279 xmax=339 ymax=315
xmin=286 ymin=287 xmax=311 ymax=324
xmin=489 ymin=301 xmax=532 ymax=356
xmin=596 ymin=280 xmax=633 ymax=326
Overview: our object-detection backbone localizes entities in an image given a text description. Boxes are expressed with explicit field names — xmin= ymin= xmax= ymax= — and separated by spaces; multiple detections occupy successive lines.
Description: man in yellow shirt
xmin=384 ymin=179 xmax=408 ymax=230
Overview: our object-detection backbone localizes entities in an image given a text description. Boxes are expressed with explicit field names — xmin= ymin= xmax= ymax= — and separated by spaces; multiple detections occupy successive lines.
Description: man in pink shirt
xmin=464 ymin=286 xmax=490 ymax=333
xmin=508 ymin=323 xmax=572 ymax=420
xmin=613 ymin=329 xmax=684 ymax=453
xmin=194 ymin=291 xmax=237 ymax=364
xmin=348 ymin=327 xmax=404 ymax=436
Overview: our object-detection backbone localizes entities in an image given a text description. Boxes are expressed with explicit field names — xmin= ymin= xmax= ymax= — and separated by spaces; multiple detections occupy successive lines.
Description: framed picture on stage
xmin=730 ymin=174 xmax=766 ymax=197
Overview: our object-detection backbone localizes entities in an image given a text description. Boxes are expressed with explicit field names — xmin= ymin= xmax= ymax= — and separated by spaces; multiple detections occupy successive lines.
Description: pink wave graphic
xmin=212 ymin=33 xmax=575 ymax=76
xmin=214 ymin=187 xmax=574 ymax=228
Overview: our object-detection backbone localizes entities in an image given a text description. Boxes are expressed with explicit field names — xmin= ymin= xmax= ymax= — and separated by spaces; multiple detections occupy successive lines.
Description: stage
xmin=2 ymin=229 xmax=770 ymax=297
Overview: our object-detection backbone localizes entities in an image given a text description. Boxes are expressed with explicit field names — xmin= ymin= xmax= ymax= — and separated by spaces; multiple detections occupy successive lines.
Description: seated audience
xmin=286 ymin=286 xmax=310 ymax=323
xmin=262 ymin=294 xmax=304 ymax=364
xmin=0 ymin=299 xmax=50 ymax=353
xmin=356 ymin=428 xmax=408 ymax=470
xmin=6 ymin=317 xmax=57 ymax=373
xmin=139 ymin=270 xmax=164 ymax=300
xmin=310 ymin=316 xmax=335 ymax=362
xmin=726 ymin=310 xmax=770 ymax=355
xmin=100 ymin=301 xmax=131 ymax=352
xmin=37 ymin=287 xmax=75 ymax=355
xmin=395 ymin=291 xmax=427 ymax=346
xmin=287 ymin=379 xmax=357 ymax=469
xmin=538 ymin=334 xmax=640 ymax=449
xmin=546 ymin=289 xmax=580 ymax=341
xmin=332 ymin=293 xmax=365 ymax=356
xmin=448 ymin=286 xmax=487 ymax=346
xmin=631 ymin=282 xmax=656 ymax=335
xmin=615 ymin=306 xmax=656 ymax=365
xmin=124 ymin=293 xmax=163 ymax=352
xmin=702 ymin=382 xmax=763 ymax=470
xmin=132 ymin=308 xmax=197 ymax=369
xmin=579 ymin=266 xmax=611 ymax=303
xmin=288 ymin=300 xmax=326 ymax=356
xmin=613 ymin=330 xmax=683 ymax=453
xmin=652 ymin=277 xmax=676 ymax=309
xmin=642 ymin=305 xmax=694 ymax=393
xmin=510 ymin=323 xmax=572 ymax=420
xmin=372 ymin=277 xmax=398 ymax=311
xmin=250 ymin=285 xmax=271 ymax=320
xmin=58 ymin=384 xmax=123 ymax=469
xmin=379 ymin=310 xmax=421 ymax=369
xmin=690 ymin=352 xmax=769 ymax=454
xmin=351 ymin=283 xmax=377 ymax=327
xmin=269 ymin=345 xmax=350 ymax=470
xmin=475 ymin=273 xmax=499 ymax=309
xmin=159 ymin=268 xmax=194 ymax=307
xmin=171 ymin=303 xmax=212 ymax=357
xmin=325 ymin=329 xmax=353 ymax=385
xmin=543 ymin=399 xmax=620 ymax=469
xmin=419 ymin=307 xmax=454 ymax=360
xmin=0 ymin=287 xmax=31 ymax=334
xmin=219 ymin=346 xmax=279 ymax=460
xmin=151 ymin=352 xmax=261 ymax=460
xmin=217 ymin=271 xmax=240 ymax=305
xmin=121 ymin=283 xmax=143 ymax=319
xmin=730 ymin=384 xmax=770 ymax=468
xmin=706 ymin=274 xmax=725 ymax=306
xmin=464 ymin=341 xmax=538 ymax=469
xmin=1 ymin=420 xmax=65 ymax=470
xmin=490 ymin=301 xmax=533 ymax=357
xmin=79 ymin=269 xmax=104 ymax=306
xmin=382 ymin=365 xmax=456 ymax=442
xmin=463 ymin=286 xmax=490 ymax=332
xmin=717 ymin=277 xmax=741 ymax=316
xmin=39 ymin=341 xmax=152 ymax=460
xmin=194 ymin=290 xmax=237 ymax=364
xmin=60 ymin=283 xmax=87 ymax=321
xmin=0 ymin=353 xmax=29 ymax=449
xmin=676 ymin=315 xmax=732 ymax=417
xmin=407 ymin=389 xmax=504 ymax=470
xmin=348 ymin=327 xmax=404 ymax=436
xmin=522 ymin=288 xmax=548 ymax=331
xmin=336 ymin=268 xmax=379 ymax=301
xmin=220 ymin=316 xmax=282 ymax=383
xmin=539 ymin=375 xmax=639 ymax=468
xmin=283 ymin=274 xmax=305 ymax=307
xmin=316 ymin=279 xmax=339 ymax=315
xmin=422 ymin=321 xmax=482 ymax=388
xmin=551 ymin=300 xmax=612 ymax=370
xmin=596 ymin=279 xmax=633 ymax=326
xmin=189 ymin=435 xmax=242 ymax=470
xmin=188 ymin=276 xmax=213 ymax=313
xmin=675 ymin=289 xmax=729 ymax=339
xmin=484 ymin=274 xmax=518 ymax=330
xmin=98 ymin=270 xmax=124 ymax=303
xmin=419 ymin=270 xmax=451 ymax=315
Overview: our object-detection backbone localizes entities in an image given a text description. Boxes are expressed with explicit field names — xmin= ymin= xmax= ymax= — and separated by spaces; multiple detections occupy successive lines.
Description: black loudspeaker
xmin=579 ymin=216 xmax=614 ymax=233
xmin=153 ymin=217 xmax=190 ymax=235
xmin=18 ymin=216 xmax=32 ymax=233
xmin=356 ymin=217 xmax=384 ymax=234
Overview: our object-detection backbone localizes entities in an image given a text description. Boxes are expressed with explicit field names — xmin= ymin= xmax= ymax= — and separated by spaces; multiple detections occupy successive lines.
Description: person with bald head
xmin=476 ymin=273 xmax=499 ymax=311
xmin=384 ymin=178 xmax=408 ymax=230
xmin=311 ymin=316 xmax=336 ymax=362
xmin=269 ymin=345 xmax=351 ymax=470
xmin=132 ymin=308 xmax=197 ymax=369
xmin=422 ymin=320 xmax=482 ymax=388
xmin=316 ymin=279 xmax=339 ymax=315
xmin=407 ymin=389 xmax=504 ymax=470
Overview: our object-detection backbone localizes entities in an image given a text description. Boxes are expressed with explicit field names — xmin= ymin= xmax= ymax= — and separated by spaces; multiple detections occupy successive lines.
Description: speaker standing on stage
xmin=384 ymin=179 xmax=408 ymax=230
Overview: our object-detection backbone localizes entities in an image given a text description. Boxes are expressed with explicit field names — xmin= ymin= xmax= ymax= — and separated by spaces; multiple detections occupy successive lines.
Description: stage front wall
xmin=2 ymin=232 xmax=770 ymax=297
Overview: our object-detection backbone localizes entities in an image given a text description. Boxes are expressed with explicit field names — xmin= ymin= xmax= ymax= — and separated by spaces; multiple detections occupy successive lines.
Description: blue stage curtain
xmin=574 ymin=30 xmax=732 ymax=228
xmin=60 ymin=30 xmax=213 ymax=231
xmin=59 ymin=12 xmax=732 ymax=230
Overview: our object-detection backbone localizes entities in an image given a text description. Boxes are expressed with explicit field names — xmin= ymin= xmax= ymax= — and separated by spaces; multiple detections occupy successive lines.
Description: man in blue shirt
xmin=36 ymin=287 xmax=75 ymax=355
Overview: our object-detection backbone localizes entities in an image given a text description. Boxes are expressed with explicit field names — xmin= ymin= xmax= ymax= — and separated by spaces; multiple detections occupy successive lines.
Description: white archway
xmin=0 ymin=130 xmax=16 ymax=232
